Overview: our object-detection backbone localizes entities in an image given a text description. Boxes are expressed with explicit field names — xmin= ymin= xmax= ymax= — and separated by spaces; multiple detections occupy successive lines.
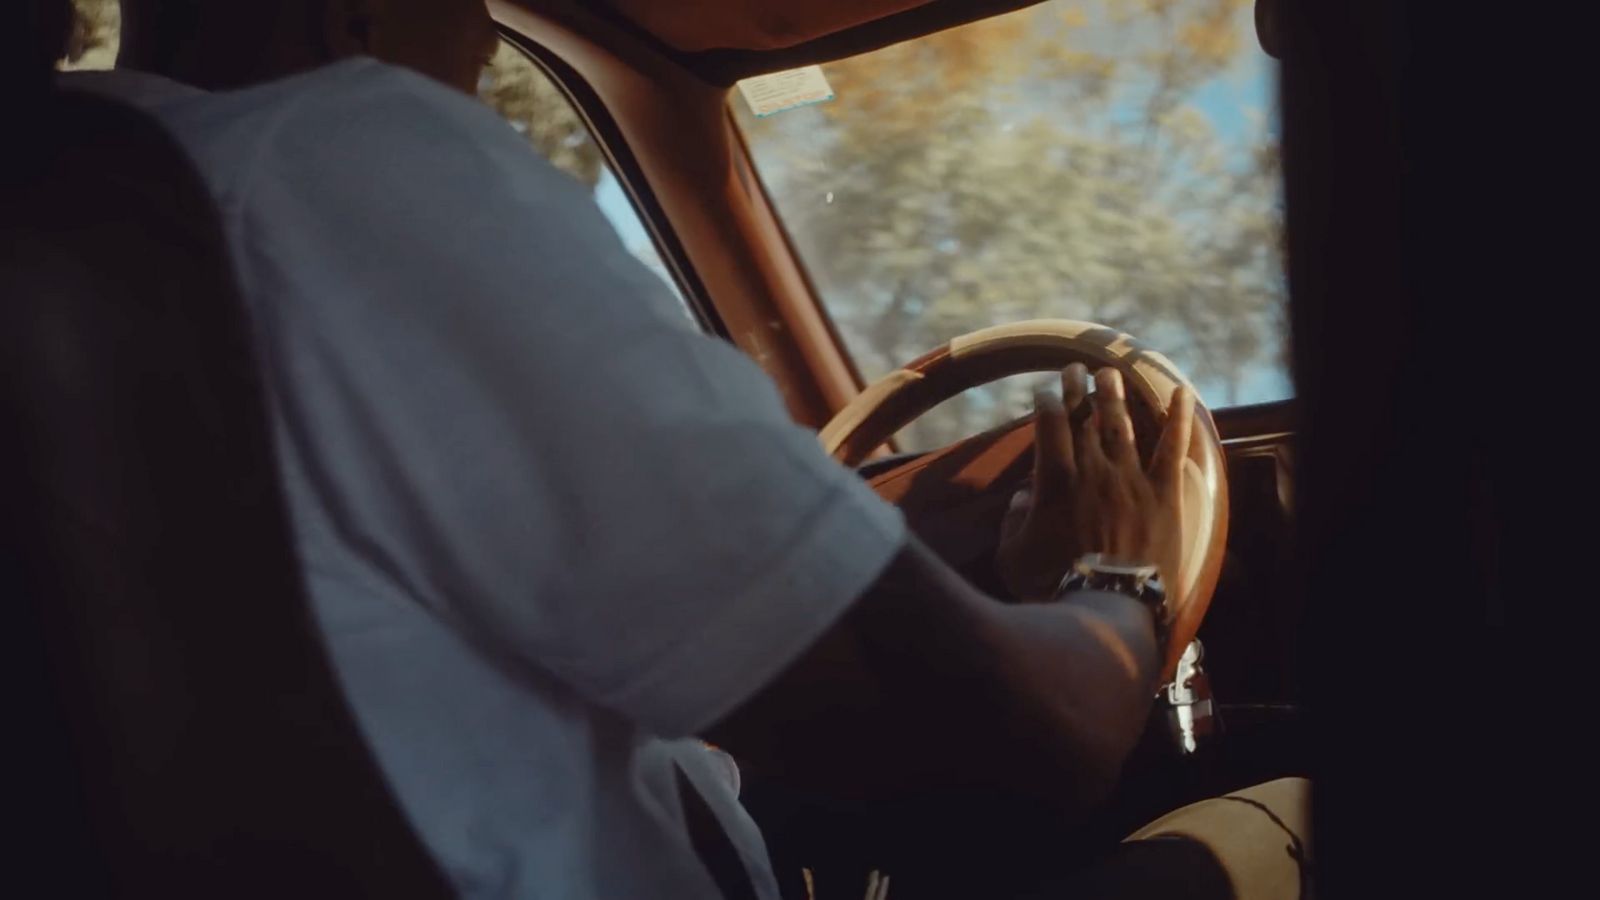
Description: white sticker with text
xmin=737 ymin=65 xmax=835 ymax=117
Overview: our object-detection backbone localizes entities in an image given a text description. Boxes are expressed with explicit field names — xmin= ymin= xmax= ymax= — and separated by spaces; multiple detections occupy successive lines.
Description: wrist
xmin=1054 ymin=553 xmax=1172 ymax=648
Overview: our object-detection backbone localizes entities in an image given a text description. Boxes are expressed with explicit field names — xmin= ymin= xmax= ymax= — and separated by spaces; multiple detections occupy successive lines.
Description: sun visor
xmin=600 ymin=0 xmax=937 ymax=51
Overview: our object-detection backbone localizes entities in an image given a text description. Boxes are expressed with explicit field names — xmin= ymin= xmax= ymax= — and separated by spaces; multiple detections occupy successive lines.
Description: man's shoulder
xmin=61 ymin=57 xmax=478 ymax=118
xmin=65 ymin=59 xmax=528 ymax=193
xmin=254 ymin=57 xmax=507 ymax=135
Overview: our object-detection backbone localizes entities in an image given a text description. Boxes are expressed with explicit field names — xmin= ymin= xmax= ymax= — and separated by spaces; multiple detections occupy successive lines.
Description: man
xmin=67 ymin=1 xmax=1307 ymax=897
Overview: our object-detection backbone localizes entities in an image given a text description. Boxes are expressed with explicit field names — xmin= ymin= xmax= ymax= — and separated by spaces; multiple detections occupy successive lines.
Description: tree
xmin=738 ymin=0 xmax=1284 ymax=448
xmin=479 ymin=40 xmax=604 ymax=187
xmin=62 ymin=0 xmax=118 ymax=70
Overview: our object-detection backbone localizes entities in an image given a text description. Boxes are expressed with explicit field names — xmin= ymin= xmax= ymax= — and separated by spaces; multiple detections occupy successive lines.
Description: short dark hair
xmin=9 ymin=0 xmax=75 ymax=79
xmin=118 ymin=0 xmax=204 ymax=74
xmin=117 ymin=0 xmax=329 ymax=89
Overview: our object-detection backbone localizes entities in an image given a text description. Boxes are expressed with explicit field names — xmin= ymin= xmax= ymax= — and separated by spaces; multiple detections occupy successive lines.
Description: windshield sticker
xmin=737 ymin=66 xmax=835 ymax=117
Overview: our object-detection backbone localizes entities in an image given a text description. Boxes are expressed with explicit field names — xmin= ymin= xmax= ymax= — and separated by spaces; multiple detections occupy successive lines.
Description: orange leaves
xmin=1176 ymin=0 xmax=1247 ymax=67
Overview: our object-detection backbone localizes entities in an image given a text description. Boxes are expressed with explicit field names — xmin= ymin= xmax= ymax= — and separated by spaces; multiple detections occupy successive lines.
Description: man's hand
xmin=712 ymin=366 xmax=1191 ymax=881
xmin=996 ymin=364 xmax=1195 ymax=603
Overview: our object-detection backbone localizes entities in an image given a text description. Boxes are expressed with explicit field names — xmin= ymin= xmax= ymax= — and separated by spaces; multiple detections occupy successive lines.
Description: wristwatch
xmin=1055 ymin=553 xmax=1173 ymax=647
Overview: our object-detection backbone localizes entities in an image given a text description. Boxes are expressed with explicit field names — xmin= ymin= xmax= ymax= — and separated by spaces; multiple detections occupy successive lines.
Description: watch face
xmin=1077 ymin=554 xmax=1158 ymax=577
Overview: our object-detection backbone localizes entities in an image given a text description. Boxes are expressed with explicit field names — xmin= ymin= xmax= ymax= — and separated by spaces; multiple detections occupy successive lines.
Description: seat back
xmin=1 ymin=69 xmax=453 ymax=898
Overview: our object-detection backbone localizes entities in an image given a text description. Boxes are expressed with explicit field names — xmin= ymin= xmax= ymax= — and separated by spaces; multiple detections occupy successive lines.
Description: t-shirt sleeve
xmin=229 ymin=62 xmax=906 ymax=737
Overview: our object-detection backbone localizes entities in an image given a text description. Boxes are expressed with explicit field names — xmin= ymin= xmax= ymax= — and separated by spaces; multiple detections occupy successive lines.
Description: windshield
xmin=735 ymin=0 xmax=1284 ymax=450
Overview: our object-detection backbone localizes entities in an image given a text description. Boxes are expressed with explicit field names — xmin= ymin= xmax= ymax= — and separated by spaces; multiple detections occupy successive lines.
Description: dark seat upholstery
xmin=1 ymin=67 xmax=453 ymax=898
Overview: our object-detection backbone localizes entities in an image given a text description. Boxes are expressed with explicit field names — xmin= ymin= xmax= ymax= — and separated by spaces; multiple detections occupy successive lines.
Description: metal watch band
xmin=1055 ymin=564 xmax=1172 ymax=647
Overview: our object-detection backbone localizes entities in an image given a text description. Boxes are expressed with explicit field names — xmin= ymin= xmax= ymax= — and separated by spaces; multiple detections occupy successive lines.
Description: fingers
xmin=1077 ymin=397 xmax=1110 ymax=478
xmin=1092 ymin=368 xmax=1139 ymax=470
xmin=1151 ymin=384 xmax=1196 ymax=491
xmin=999 ymin=487 xmax=1032 ymax=542
xmin=1031 ymin=385 xmax=1075 ymax=498
xmin=1061 ymin=363 xmax=1090 ymax=420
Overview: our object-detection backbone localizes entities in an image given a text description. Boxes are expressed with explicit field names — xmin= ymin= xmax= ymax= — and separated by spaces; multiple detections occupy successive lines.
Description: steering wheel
xmin=819 ymin=320 xmax=1229 ymax=681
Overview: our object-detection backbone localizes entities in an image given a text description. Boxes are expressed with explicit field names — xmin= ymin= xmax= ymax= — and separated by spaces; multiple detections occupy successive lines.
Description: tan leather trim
xmin=817 ymin=368 xmax=923 ymax=457
xmin=1177 ymin=458 xmax=1210 ymax=602
xmin=824 ymin=319 xmax=1190 ymax=463
xmin=946 ymin=319 xmax=1105 ymax=356
xmin=1122 ymin=778 xmax=1311 ymax=896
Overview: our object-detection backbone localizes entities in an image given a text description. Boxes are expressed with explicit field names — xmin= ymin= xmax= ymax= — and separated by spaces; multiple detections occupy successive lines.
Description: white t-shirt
xmin=66 ymin=60 xmax=905 ymax=899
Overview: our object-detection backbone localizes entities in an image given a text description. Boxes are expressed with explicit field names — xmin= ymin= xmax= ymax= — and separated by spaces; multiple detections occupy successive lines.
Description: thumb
xmin=1000 ymin=488 xmax=1032 ymax=541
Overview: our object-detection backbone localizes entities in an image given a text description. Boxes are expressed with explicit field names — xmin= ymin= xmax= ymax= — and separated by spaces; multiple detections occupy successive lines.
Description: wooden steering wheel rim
xmin=820 ymin=319 xmax=1229 ymax=681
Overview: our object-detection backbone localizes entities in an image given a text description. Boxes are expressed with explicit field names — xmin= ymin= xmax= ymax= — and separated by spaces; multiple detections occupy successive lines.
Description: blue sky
xmin=594 ymin=172 xmax=656 ymax=270
xmin=1191 ymin=60 xmax=1274 ymax=147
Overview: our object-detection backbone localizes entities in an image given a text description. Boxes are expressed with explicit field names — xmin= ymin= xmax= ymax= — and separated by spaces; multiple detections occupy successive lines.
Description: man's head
xmin=119 ymin=0 xmax=497 ymax=92
xmin=9 ymin=0 xmax=73 ymax=84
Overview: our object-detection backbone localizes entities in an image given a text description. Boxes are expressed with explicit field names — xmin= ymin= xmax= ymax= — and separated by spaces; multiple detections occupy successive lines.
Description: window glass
xmin=735 ymin=0 xmax=1284 ymax=450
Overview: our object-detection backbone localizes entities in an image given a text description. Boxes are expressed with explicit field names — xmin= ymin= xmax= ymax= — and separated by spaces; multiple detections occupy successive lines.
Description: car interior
xmin=487 ymin=5 xmax=1307 ymax=875
xmin=5 ymin=0 xmax=1513 ymax=897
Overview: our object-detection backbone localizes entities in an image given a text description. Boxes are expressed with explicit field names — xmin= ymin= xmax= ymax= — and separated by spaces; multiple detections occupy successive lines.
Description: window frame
xmin=488 ymin=0 xmax=865 ymax=429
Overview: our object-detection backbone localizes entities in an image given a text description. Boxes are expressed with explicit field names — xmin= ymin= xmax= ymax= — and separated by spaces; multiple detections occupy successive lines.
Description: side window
xmin=59 ymin=0 xmax=118 ymax=71
xmin=478 ymin=40 xmax=692 ymax=318
xmin=58 ymin=0 xmax=692 ymax=322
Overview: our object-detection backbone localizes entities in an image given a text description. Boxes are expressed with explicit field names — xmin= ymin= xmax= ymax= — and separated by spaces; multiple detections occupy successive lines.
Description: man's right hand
xmin=707 ymin=371 xmax=1192 ymax=893
xmin=996 ymin=364 xmax=1196 ymax=606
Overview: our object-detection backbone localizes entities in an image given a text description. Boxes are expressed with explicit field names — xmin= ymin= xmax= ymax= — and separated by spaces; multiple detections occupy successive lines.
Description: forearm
xmin=708 ymin=539 xmax=1160 ymax=816
xmin=974 ymin=589 xmax=1161 ymax=804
